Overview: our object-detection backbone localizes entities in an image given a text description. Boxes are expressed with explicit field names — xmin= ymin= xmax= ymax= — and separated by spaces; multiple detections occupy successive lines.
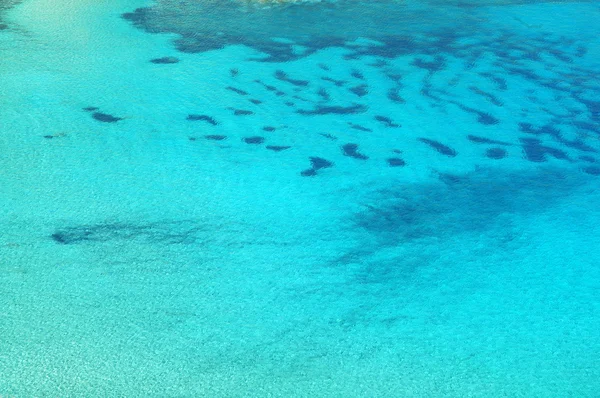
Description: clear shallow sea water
xmin=1 ymin=0 xmax=599 ymax=396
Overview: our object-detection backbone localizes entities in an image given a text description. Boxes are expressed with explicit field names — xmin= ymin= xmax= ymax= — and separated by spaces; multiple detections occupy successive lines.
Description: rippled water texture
xmin=1 ymin=0 xmax=600 ymax=396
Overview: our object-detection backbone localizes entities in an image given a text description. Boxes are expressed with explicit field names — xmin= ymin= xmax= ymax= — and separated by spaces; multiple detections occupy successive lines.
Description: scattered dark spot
xmin=0 ymin=24 xmax=8 ymax=30
xmin=320 ymin=133 xmax=337 ymax=140
xmin=318 ymin=63 xmax=330 ymax=71
xmin=150 ymin=56 xmax=179 ymax=64
xmin=317 ymin=88 xmax=330 ymax=101
xmin=477 ymin=112 xmax=500 ymax=125
xmin=486 ymin=148 xmax=507 ymax=159
xmin=413 ymin=55 xmax=445 ymax=72
xmin=322 ymin=77 xmax=346 ymax=87
xmin=310 ymin=157 xmax=333 ymax=170
xmin=285 ymin=101 xmax=295 ymax=107
xmin=92 ymin=112 xmax=122 ymax=123
xmin=297 ymin=104 xmax=367 ymax=116
xmin=43 ymin=135 xmax=54 ymax=139
xmin=351 ymin=70 xmax=364 ymax=80
xmin=469 ymin=86 xmax=503 ymax=107
xmin=266 ymin=145 xmax=291 ymax=152
xmin=467 ymin=135 xmax=512 ymax=146
xmin=187 ymin=114 xmax=218 ymax=125
xmin=348 ymin=122 xmax=372 ymax=132
xmin=387 ymin=88 xmax=405 ymax=104
xmin=230 ymin=68 xmax=239 ymax=77
xmin=375 ymin=115 xmax=400 ymax=128
xmin=249 ymin=99 xmax=262 ymax=105
xmin=301 ymin=157 xmax=333 ymax=177
xmin=263 ymin=126 xmax=276 ymax=132
xmin=275 ymin=91 xmax=286 ymax=96
xmin=243 ymin=136 xmax=265 ymax=144
xmin=83 ymin=106 xmax=98 ymax=112
xmin=387 ymin=157 xmax=406 ymax=167
xmin=418 ymin=138 xmax=457 ymax=157
xmin=301 ymin=169 xmax=317 ymax=177
xmin=349 ymin=84 xmax=368 ymax=97
xmin=226 ymin=86 xmax=248 ymax=96
xmin=205 ymin=135 xmax=227 ymax=141
xmin=233 ymin=109 xmax=254 ymax=116
xmin=275 ymin=70 xmax=309 ymax=87
xmin=342 ymin=143 xmax=369 ymax=160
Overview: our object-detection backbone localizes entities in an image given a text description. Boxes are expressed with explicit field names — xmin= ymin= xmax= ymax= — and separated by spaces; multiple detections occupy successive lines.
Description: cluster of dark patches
xmin=123 ymin=4 xmax=600 ymax=176
xmin=51 ymin=221 xmax=205 ymax=245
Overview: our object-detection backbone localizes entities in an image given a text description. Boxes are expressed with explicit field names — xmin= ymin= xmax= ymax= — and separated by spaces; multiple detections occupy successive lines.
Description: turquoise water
xmin=1 ymin=0 xmax=599 ymax=396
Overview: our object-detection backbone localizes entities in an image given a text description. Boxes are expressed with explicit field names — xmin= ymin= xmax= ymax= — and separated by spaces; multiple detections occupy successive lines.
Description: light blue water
xmin=1 ymin=0 xmax=599 ymax=396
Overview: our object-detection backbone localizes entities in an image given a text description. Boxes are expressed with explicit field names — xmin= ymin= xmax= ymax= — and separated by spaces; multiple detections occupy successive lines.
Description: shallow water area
xmin=1 ymin=0 xmax=600 ymax=396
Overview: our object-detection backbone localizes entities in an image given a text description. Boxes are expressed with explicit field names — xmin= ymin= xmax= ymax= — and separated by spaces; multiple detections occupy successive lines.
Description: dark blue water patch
xmin=467 ymin=135 xmax=512 ymax=146
xmin=350 ymin=167 xmax=582 ymax=248
xmin=150 ymin=56 xmax=179 ymax=64
xmin=83 ymin=106 xmax=99 ymax=112
xmin=300 ymin=169 xmax=317 ymax=177
xmin=51 ymin=221 xmax=204 ymax=245
xmin=519 ymin=122 xmax=598 ymax=153
xmin=233 ymin=109 xmax=254 ymax=116
xmin=284 ymin=101 xmax=295 ymax=107
xmin=520 ymin=138 xmax=570 ymax=163
xmin=486 ymin=147 xmax=507 ymax=159
xmin=301 ymin=156 xmax=333 ymax=177
xmin=321 ymin=77 xmax=346 ymax=87
xmin=342 ymin=143 xmax=369 ymax=160
xmin=468 ymin=86 xmax=503 ymax=107
xmin=348 ymin=123 xmax=372 ymax=132
xmin=230 ymin=68 xmax=239 ymax=77
xmin=266 ymin=145 xmax=291 ymax=152
xmin=575 ymin=96 xmax=600 ymax=123
xmin=187 ymin=114 xmax=218 ymax=125
xmin=297 ymin=104 xmax=367 ymax=116
xmin=582 ymin=166 xmax=600 ymax=176
xmin=320 ymin=133 xmax=337 ymax=141
xmin=374 ymin=115 xmax=400 ymax=128
xmin=92 ymin=112 xmax=122 ymax=123
xmin=387 ymin=157 xmax=405 ymax=167
xmin=412 ymin=55 xmax=446 ymax=73
xmin=275 ymin=70 xmax=309 ymax=87
xmin=249 ymin=99 xmax=262 ymax=105
xmin=349 ymin=84 xmax=368 ymax=97
xmin=263 ymin=126 xmax=276 ymax=132
xmin=418 ymin=138 xmax=457 ymax=157
xmin=255 ymin=80 xmax=278 ymax=92
xmin=317 ymin=88 xmax=330 ymax=102
xmin=204 ymin=135 xmax=227 ymax=141
xmin=310 ymin=157 xmax=333 ymax=170
xmin=226 ymin=86 xmax=248 ymax=96
xmin=387 ymin=88 xmax=405 ymax=104
xmin=243 ymin=136 xmax=265 ymax=144
xmin=454 ymin=103 xmax=500 ymax=125
xmin=479 ymin=72 xmax=508 ymax=91
xmin=579 ymin=155 xmax=596 ymax=163
xmin=351 ymin=70 xmax=365 ymax=80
